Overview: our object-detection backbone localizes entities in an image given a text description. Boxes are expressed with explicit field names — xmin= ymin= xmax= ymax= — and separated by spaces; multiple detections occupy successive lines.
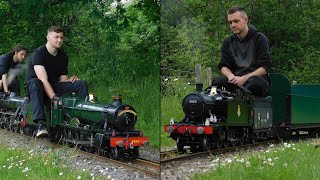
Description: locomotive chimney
xmin=195 ymin=64 xmax=203 ymax=93
xmin=196 ymin=83 xmax=203 ymax=92
xmin=112 ymin=95 xmax=122 ymax=106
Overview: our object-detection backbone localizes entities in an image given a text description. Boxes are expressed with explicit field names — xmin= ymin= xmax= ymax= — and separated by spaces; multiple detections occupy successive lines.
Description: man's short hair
xmin=227 ymin=6 xmax=247 ymax=17
xmin=47 ymin=26 xmax=63 ymax=34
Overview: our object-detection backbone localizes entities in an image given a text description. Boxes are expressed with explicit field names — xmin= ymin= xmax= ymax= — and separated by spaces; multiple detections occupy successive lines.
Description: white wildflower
xmin=173 ymin=78 xmax=178 ymax=81
xmin=8 ymin=165 xmax=12 ymax=169
xmin=283 ymin=163 xmax=288 ymax=167
xmin=225 ymin=158 xmax=232 ymax=163
xmin=83 ymin=169 xmax=86 ymax=171
xmin=59 ymin=172 xmax=63 ymax=176
xmin=164 ymin=78 xmax=168 ymax=82
xmin=77 ymin=176 xmax=81 ymax=179
xmin=236 ymin=158 xmax=245 ymax=163
xmin=269 ymin=144 xmax=274 ymax=148
xmin=90 ymin=173 xmax=94 ymax=177
xmin=212 ymin=158 xmax=219 ymax=163
xmin=3 ymin=165 xmax=6 ymax=168
xmin=267 ymin=158 xmax=272 ymax=162
xmin=246 ymin=161 xmax=251 ymax=167
xmin=269 ymin=162 xmax=274 ymax=166
xmin=274 ymin=157 xmax=279 ymax=160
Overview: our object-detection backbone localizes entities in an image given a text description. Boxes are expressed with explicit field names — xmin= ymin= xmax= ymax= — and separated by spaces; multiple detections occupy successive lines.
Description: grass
xmin=0 ymin=141 xmax=108 ymax=180
xmin=160 ymin=77 xmax=200 ymax=148
xmin=193 ymin=140 xmax=320 ymax=180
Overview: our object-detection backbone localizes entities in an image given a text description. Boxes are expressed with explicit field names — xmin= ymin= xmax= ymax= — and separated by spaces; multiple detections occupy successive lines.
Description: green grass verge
xmin=160 ymin=78 xmax=195 ymax=148
xmin=0 ymin=143 xmax=108 ymax=180
xmin=193 ymin=140 xmax=320 ymax=179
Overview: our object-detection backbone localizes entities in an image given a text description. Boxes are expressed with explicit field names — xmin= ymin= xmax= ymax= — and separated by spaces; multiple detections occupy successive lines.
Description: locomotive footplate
xmin=110 ymin=136 xmax=149 ymax=148
xmin=94 ymin=131 xmax=149 ymax=149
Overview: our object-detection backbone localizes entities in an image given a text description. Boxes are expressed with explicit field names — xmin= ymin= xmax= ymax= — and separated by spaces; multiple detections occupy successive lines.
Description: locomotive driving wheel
xmin=11 ymin=124 xmax=19 ymax=133
xmin=230 ymin=140 xmax=237 ymax=147
xmin=201 ymin=136 xmax=208 ymax=151
xmin=176 ymin=137 xmax=185 ymax=152
xmin=216 ymin=142 xmax=223 ymax=149
xmin=110 ymin=147 xmax=119 ymax=160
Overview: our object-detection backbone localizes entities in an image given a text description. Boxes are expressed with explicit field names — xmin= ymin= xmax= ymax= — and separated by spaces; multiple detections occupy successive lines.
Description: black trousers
xmin=213 ymin=76 xmax=269 ymax=97
xmin=0 ymin=78 xmax=20 ymax=95
xmin=26 ymin=78 xmax=88 ymax=123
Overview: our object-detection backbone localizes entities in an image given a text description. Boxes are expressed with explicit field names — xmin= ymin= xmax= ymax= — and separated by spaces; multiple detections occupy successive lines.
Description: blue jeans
xmin=26 ymin=78 xmax=88 ymax=123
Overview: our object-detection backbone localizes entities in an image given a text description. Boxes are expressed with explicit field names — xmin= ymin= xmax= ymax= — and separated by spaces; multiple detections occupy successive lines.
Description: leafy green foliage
xmin=161 ymin=0 xmax=320 ymax=84
xmin=1 ymin=0 xmax=160 ymax=148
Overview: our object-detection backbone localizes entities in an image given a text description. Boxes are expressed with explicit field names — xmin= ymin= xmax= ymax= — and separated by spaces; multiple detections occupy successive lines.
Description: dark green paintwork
xmin=269 ymin=73 xmax=291 ymax=125
xmin=291 ymin=85 xmax=320 ymax=124
xmin=251 ymin=97 xmax=272 ymax=130
xmin=227 ymin=100 xmax=249 ymax=126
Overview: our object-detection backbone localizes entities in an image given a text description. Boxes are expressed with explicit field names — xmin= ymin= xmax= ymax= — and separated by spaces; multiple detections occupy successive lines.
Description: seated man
xmin=25 ymin=26 xmax=88 ymax=137
xmin=0 ymin=45 xmax=28 ymax=94
xmin=213 ymin=6 xmax=272 ymax=97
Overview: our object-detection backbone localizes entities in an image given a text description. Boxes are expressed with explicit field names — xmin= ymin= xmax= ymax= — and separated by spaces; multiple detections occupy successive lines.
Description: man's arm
xmin=34 ymin=65 xmax=56 ymax=99
xmin=221 ymin=67 xmax=235 ymax=81
xmin=229 ymin=67 xmax=267 ymax=86
xmin=2 ymin=74 xmax=8 ymax=92
xmin=243 ymin=67 xmax=267 ymax=79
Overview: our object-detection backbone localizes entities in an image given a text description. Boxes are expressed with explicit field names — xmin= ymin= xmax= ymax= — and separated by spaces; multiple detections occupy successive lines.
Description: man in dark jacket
xmin=0 ymin=45 xmax=28 ymax=94
xmin=213 ymin=6 xmax=272 ymax=97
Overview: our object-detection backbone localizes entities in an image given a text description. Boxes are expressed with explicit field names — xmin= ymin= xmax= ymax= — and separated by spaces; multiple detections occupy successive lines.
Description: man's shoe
xmin=36 ymin=124 xmax=48 ymax=137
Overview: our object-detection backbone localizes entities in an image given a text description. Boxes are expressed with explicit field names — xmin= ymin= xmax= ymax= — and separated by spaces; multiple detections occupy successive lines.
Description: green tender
xmin=291 ymin=85 xmax=320 ymax=124
xmin=269 ymin=73 xmax=291 ymax=125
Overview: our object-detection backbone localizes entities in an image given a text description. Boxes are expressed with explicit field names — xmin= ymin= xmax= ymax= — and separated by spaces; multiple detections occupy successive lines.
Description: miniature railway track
xmin=0 ymin=128 xmax=160 ymax=179
xmin=161 ymin=140 xmax=278 ymax=164
xmin=79 ymin=151 xmax=160 ymax=179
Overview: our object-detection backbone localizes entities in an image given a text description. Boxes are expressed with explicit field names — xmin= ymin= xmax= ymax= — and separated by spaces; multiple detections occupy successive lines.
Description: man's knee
xmin=74 ymin=80 xmax=88 ymax=97
xmin=74 ymin=80 xmax=87 ymax=89
xmin=245 ymin=76 xmax=269 ymax=97
xmin=212 ymin=76 xmax=228 ymax=85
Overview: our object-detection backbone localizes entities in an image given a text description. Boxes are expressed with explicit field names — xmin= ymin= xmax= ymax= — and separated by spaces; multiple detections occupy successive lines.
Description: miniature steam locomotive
xmin=0 ymin=93 xmax=148 ymax=159
xmin=164 ymin=73 xmax=320 ymax=152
